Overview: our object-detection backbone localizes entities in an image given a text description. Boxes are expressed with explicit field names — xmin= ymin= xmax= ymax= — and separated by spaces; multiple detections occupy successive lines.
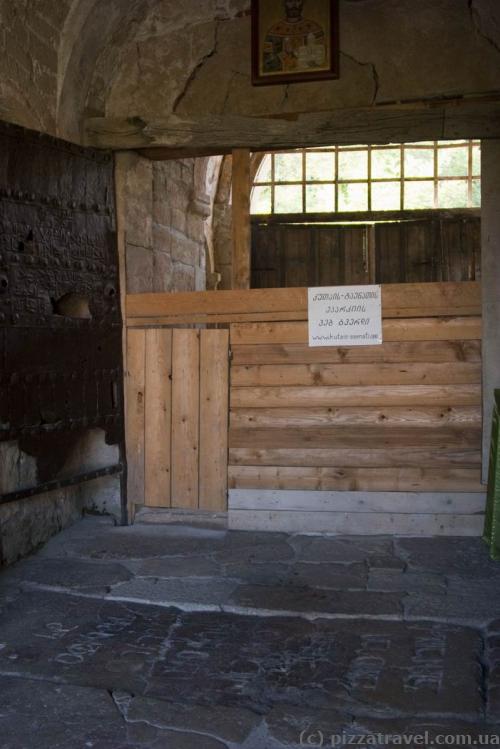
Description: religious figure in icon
xmin=263 ymin=0 xmax=327 ymax=74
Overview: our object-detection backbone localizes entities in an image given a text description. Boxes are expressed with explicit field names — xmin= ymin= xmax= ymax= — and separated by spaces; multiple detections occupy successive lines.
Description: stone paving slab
xmin=108 ymin=576 xmax=239 ymax=608
xmin=129 ymin=555 xmax=221 ymax=578
xmin=2 ymin=518 xmax=500 ymax=747
xmin=117 ymin=693 xmax=261 ymax=745
xmin=0 ymin=676 xmax=134 ymax=749
xmin=395 ymin=537 xmax=500 ymax=577
xmin=227 ymin=583 xmax=402 ymax=618
xmin=403 ymin=589 xmax=500 ymax=627
xmin=288 ymin=562 xmax=368 ymax=590
xmin=290 ymin=536 xmax=394 ymax=564
xmin=0 ymin=588 xmax=485 ymax=723
xmin=5 ymin=557 xmax=133 ymax=594
xmin=0 ymin=589 xmax=180 ymax=695
xmin=147 ymin=613 xmax=484 ymax=720
xmin=264 ymin=708 xmax=500 ymax=748
xmin=367 ymin=570 xmax=446 ymax=594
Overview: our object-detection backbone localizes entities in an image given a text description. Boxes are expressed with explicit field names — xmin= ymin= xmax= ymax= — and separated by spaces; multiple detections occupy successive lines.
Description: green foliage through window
xmin=251 ymin=141 xmax=481 ymax=214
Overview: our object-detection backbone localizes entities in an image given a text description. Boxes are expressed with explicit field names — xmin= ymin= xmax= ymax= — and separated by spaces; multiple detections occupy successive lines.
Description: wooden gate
xmin=126 ymin=328 xmax=229 ymax=512
xmin=125 ymin=282 xmax=484 ymax=535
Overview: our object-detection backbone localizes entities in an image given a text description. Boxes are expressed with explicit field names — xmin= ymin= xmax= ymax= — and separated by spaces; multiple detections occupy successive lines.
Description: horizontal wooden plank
xmin=127 ymin=282 xmax=480 ymax=322
xmin=228 ymin=509 xmax=484 ymax=536
xmin=252 ymin=208 xmax=481 ymax=225
xmin=229 ymin=447 xmax=482 ymax=468
xmin=127 ymin=311 xmax=302 ymax=327
xmin=231 ymin=362 xmax=481 ymax=387
xmin=229 ymin=489 xmax=486 ymax=514
xmin=228 ymin=466 xmax=484 ymax=493
xmin=230 ymin=384 xmax=481 ymax=408
xmin=231 ymin=340 xmax=482 ymax=366
xmin=85 ymin=100 xmax=500 ymax=152
xmin=230 ymin=317 xmax=482 ymax=345
xmin=230 ymin=406 xmax=482 ymax=429
xmin=229 ymin=426 xmax=481 ymax=449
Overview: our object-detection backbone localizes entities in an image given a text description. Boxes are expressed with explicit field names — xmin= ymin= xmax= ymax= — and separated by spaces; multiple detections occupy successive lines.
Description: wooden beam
xmin=126 ymin=282 xmax=481 ymax=322
xmin=252 ymin=208 xmax=482 ymax=225
xmin=231 ymin=148 xmax=251 ymax=289
xmin=85 ymin=99 xmax=500 ymax=152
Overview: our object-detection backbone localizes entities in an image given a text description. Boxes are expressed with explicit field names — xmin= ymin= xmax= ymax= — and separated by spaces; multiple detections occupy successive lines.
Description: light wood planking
xmin=228 ymin=466 xmax=484 ymax=492
xmin=171 ymin=330 xmax=200 ymax=509
xmin=229 ymin=489 xmax=486 ymax=514
xmin=229 ymin=509 xmax=485 ymax=536
xmin=229 ymin=447 xmax=481 ymax=468
xmin=125 ymin=329 xmax=146 ymax=505
xmin=127 ymin=282 xmax=480 ymax=321
xmin=231 ymin=384 xmax=481 ymax=409
xmin=230 ymin=406 xmax=482 ymax=429
xmin=231 ymin=362 xmax=481 ymax=387
xmin=229 ymin=426 xmax=481 ymax=450
xmin=230 ymin=317 xmax=481 ymax=345
xmin=231 ymin=340 xmax=482 ymax=366
xmin=145 ymin=329 xmax=172 ymax=508
xmin=199 ymin=329 xmax=229 ymax=511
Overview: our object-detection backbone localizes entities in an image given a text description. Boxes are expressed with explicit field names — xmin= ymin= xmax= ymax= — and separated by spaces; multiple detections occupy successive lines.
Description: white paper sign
xmin=308 ymin=285 xmax=383 ymax=347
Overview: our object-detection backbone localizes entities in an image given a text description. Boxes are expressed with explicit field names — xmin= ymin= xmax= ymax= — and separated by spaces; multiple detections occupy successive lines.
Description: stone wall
xmin=212 ymin=155 xmax=233 ymax=290
xmin=118 ymin=152 xmax=210 ymax=293
xmin=0 ymin=0 xmax=69 ymax=134
xmin=1 ymin=1 xmax=499 ymax=143
xmin=0 ymin=430 xmax=121 ymax=566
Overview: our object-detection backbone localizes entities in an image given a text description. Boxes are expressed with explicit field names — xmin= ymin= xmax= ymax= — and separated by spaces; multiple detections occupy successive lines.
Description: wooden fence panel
xmin=199 ymin=329 xmax=229 ymax=511
xmin=125 ymin=281 xmax=483 ymax=532
xmin=145 ymin=329 xmax=172 ymax=507
xmin=228 ymin=296 xmax=483 ymax=497
xmin=171 ymin=330 xmax=200 ymax=509
xmin=126 ymin=329 xmax=146 ymax=505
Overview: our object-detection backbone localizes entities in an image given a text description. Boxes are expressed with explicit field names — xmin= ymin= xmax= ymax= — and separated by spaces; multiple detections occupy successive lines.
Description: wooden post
xmin=231 ymin=148 xmax=251 ymax=289
xmin=481 ymin=140 xmax=500 ymax=483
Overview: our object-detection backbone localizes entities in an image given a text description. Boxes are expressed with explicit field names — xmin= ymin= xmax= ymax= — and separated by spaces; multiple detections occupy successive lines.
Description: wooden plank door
xmin=126 ymin=327 xmax=229 ymax=512
xmin=251 ymin=223 xmax=369 ymax=287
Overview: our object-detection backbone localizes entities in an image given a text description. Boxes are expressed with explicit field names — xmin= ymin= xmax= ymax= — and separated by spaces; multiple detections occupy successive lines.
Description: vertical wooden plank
xmin=199 ymin=329 xmax=229 ymax=511
xmin=482 ymin=140 xmax=500 ymax=482
xmin=232 ymin=148 xmax=251 ymax=289
xmin=126 ymin=328 xmax=146 ymax=507
xmin=145 ymin=329 xmax=172 ymax=507
xmin=171 ymin=329 xmax=200 ymax=508
xmin=341 ymin=226 xmax=369 ymax=284
xmin=318 ymin=225 xmax=341 ymax=285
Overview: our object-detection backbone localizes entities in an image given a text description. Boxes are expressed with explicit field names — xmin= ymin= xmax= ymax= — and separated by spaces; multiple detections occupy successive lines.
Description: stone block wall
xmin=212 ymin=155 xmax=233 ymax=290
xmin=0 ymin=431 xmax=121 ymax=567
xmin=119 ymin=153 xmax=210 ymax=294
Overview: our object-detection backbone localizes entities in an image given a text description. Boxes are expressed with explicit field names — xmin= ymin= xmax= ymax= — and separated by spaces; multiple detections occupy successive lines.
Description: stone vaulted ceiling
xmin=0 ymin=0 xmax=499 ymax=144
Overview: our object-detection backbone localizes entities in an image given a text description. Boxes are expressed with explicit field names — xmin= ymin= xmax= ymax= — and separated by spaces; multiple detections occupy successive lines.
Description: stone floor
xmin=1 ymin=516 xmax=500 ymax=748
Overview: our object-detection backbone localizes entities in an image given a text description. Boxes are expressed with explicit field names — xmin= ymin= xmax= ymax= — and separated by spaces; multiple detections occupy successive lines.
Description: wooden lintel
xmin=138 ymin=146 xmax=233 ymax=160
xmin=85 ymin=99 xmax=500 ymax=152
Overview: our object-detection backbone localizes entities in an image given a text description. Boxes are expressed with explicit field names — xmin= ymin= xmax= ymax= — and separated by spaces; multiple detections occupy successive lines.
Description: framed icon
xmin=251 ymin=0 xmax=339 ymax=86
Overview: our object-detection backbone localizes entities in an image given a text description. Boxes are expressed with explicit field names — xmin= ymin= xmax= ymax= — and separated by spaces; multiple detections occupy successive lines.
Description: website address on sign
xmin=299 ymin=731 xmax=500 ymax=747
xmin=311 ymin=332 xmax=381 ymax=342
